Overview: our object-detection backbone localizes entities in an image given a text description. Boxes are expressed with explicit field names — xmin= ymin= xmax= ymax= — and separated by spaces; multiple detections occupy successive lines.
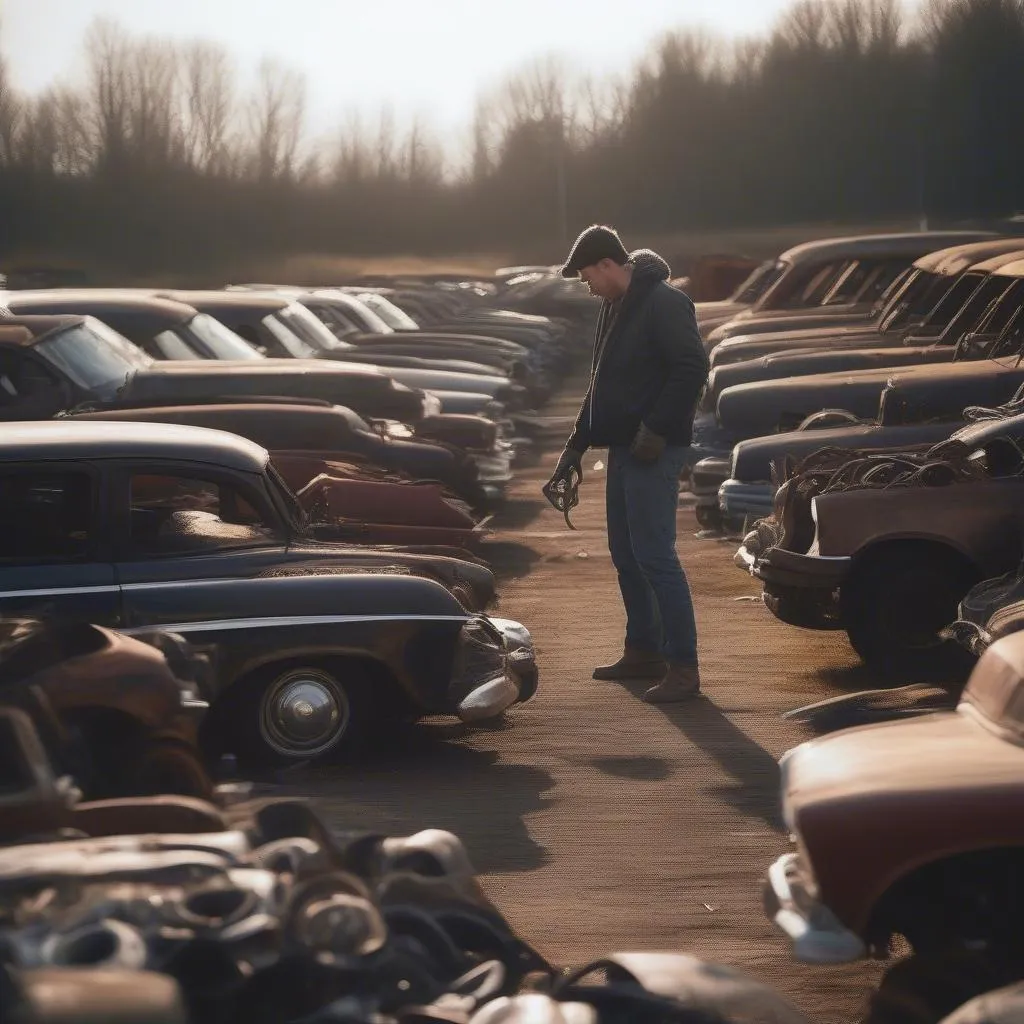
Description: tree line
xmin=0 ymin=0 xmax=1022 ymax=278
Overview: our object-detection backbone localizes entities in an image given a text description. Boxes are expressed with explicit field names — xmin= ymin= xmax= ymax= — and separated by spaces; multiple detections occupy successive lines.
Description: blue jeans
xmin=606 ymin=445 xmax=699 ymax=666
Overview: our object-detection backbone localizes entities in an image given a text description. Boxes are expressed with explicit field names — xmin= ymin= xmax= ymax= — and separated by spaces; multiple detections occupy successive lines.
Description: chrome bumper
xmin=455 ymin=617 xmax=538 ymax=723
xmin=719 ymin=479 xmax=774 ymax=521
xmin=763 ymin=853 xmax=865 ymax=964
xmin=457 ymin=673 xmax=521 ymax=723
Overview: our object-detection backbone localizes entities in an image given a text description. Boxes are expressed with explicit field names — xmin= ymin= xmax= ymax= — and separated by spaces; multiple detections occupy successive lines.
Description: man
xmin=545 ymin=224 xmax=709 ymax=703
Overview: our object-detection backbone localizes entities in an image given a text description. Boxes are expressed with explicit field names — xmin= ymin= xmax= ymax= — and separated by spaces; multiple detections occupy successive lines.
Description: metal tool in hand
xmin=542 ymin=463 xmax=582 ymax=530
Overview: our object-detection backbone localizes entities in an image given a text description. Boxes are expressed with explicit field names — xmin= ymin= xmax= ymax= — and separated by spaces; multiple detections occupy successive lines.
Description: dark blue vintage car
xmin=0 ymin=421 xmax=538 ymax=768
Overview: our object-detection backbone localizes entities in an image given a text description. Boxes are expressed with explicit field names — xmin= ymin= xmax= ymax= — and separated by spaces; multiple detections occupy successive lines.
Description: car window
xmin=979 ymin=280 xmax=1024 ymax=335
xmin=262 ymin=314 xmax=317 ymax=358
xmin=916 ymin=273 xmax=987 ymax=333
xmin=185 ymin=314 xmax=264 ymax=360
xmin=152 ymin=330 xmax=201 ymax=360
xmin=128 ymin=472 xmax=279 ymax=557
xmin=0 ymin=471 xmax=95 ymax=563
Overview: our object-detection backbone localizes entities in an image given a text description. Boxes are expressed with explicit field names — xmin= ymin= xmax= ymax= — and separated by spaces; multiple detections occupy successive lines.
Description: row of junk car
xmin=9 ymin=235 xmax=1024 ymax=1024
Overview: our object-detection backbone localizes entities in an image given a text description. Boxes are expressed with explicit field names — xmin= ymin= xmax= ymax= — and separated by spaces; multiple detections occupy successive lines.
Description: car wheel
xmin=864 ymin=948 xmax=1024 ymax=1024
xmin=842 ymin=547 xmax=978 ymax=681
xmin=235 ymin=664 xmax=366 ymax=769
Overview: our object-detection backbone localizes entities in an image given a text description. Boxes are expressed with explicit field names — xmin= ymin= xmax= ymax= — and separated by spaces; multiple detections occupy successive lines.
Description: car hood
xmin=717 ymin=359 xmax=1024 ymax=438
xmin=732 ymin=420 xmax=959 ymax=482
xmin=711 ymin=326 xmax=888 ymax=365
xmin=714 ymin=310 xmax=877 ymax=340
xmin=695 ymin=300 xmax=749 ymax=322
xmin=709 ymin=345 xmax=953 ymax=400
xmin=784 ymin=708 xmax=1024 ymax=819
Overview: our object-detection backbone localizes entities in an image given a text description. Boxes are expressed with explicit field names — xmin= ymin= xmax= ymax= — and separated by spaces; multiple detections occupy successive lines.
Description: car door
xmin=0 ymin=462 xmax=119 ymax=624
xmin=111 ymin=462 xmax=293 ymax=625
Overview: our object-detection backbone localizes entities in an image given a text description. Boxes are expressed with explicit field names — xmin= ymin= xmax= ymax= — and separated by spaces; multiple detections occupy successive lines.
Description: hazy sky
xmin=3 ymin=0 xmax=797 ymax=144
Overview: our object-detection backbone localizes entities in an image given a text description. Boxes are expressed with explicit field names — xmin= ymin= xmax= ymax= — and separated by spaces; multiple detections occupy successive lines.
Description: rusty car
xmin=705 ymin=257 xmax=1024 ymax=451
xmin=764 ymin=629 xmax=1024 ymax=1020
xmin=0 ymin=617 xmax=212 ymax=800
xmin=703 ymin=230 xmax=995 ymax=345
xmin=737 ymin=412 xmax=1024 ymax=677
xmin=0 ymin=421 xmax=537 ymax=767
xmin=708 ymin=238 xmax=1024 ymax=366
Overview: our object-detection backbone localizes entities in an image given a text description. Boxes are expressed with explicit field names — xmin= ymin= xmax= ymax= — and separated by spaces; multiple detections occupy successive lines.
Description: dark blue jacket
xmin=567 ymin=250 xmax=709 ymax=451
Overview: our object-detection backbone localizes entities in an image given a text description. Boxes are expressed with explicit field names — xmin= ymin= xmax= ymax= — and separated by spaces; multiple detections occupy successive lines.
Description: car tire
xmin=864 ymin=948 xmax=1024 ymax=1024
xmin=842 ymin=547 xmax=978 ymax=681
xmin=233 ymin=663 xmax=369 ymax=770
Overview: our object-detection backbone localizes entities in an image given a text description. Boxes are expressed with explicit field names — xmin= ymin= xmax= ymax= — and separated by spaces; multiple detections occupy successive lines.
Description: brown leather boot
xmin=643 ymin=662 xmax=701 ymax=703
xmin=592 ymin=646 xmax=667 ymax=681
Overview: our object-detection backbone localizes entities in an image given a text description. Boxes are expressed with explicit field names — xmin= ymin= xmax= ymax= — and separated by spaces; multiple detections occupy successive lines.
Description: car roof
xmin=159 ymin=290 xmax=290 ymax=313
xmin=778 ymin=230 xmax=996 ymax=265
xmin=915 ymin=238 xmax=1024 ymax=275
xmin=991 ymin=257 xmax=1024 ymax=278
xmin=5 ymin=291 xmax=198 ymax=329
xmin=0 ymin=420 xmax=269 ymax=472
xmin=0 ymin=314 xmax=86 ymax=344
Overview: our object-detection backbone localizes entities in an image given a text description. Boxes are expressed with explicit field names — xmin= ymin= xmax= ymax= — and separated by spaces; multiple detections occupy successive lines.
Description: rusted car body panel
xmin=0 ymin=619 xmax=211 ymax=800
xmin=764 ymin=632 xmax=1024 ymax=962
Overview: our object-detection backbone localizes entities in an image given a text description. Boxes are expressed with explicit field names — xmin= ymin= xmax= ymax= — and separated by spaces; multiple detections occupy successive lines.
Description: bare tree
xmin=180 ymin=40 xmax=236 ymax=174
xmin=245 ymin=58 xmax=306 ymax=182
xmin=84 ymin=18 xmax=132 ymax=170
xmin=125 ymin=38 xmax=181 ymax=167
xmin=0 ymin=53 xmax=21 ymax=166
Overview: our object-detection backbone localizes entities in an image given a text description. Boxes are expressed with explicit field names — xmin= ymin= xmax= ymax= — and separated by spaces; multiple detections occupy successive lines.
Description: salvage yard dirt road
xmin=274 ymin=375 xmax=889 ymax=1022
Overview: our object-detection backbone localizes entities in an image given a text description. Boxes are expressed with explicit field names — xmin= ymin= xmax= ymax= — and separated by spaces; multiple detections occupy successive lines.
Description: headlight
xmin=421 ymin=392 xmax=443 ymax=417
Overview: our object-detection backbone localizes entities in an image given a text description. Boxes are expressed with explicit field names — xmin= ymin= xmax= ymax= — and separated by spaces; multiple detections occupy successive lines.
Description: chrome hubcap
xmin=259 ymin=670 xmax=349 ymax=758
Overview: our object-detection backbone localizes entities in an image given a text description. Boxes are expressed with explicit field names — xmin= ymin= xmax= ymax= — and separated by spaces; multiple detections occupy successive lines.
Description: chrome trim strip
xmin=122 ymin=614 xmax=471 ymax=634
xmin=0 ymin=585 xmax=119 ymax=599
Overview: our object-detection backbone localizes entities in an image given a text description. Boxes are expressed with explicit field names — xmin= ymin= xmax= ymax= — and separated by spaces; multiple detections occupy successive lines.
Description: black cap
xmin=560 ymin=225 xmax=629 ymax=278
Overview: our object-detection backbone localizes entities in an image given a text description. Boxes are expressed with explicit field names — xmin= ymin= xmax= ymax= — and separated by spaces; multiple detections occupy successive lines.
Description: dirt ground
xmin=271 ymin=376 xmax=893 ymax=1022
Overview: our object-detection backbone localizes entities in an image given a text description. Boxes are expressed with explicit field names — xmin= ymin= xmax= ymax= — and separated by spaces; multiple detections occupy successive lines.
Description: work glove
xmin=542 ymin=447 xmax=584 ymax=529
xmin=630 ymin=423 xmax=666 ymax=463
xmin=546 ymin=447 xmax=584 ymax=490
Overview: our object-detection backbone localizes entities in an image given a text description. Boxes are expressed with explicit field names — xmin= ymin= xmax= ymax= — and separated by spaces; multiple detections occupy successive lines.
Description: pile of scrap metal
xmin=0 ymin=705 xmax=815 ymax=1024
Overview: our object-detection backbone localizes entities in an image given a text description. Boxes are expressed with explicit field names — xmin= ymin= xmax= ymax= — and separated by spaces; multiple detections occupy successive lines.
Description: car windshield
xmin=358 ymin=292 xmax=420 ymax=330
xmin=266 ymin=458 xmax=309 ymax=533
xmin=35 ymin=320 xmax=146 ymax=396
xmin=263 ymin=313 xmax=318 ymax=358
xmin=319 ymin=292 xmax=392 ymax=334
xmin=187 ymin=313 xmax=265 ymax=360
xmin=935 ymin=275 xmax=1015 ymax=343
xmin=914 ymin=273 xmax=987 ymax=335
xmin=277 ymin=303 xmax=344 ymax=352
xmin=981 ymin=279 xmax=1024 ymax=337
xmin=152 ymin=329 xmax=202 ymax=359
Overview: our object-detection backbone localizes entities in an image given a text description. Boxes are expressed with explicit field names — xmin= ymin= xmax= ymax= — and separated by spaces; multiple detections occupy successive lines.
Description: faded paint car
xmin=739 ymin=413 xmax=1024 ymax=677
xmin=0 ymin=421 xmax=537 ymax=767
xmin=704 ymin=230 xmax=995 ymax=345
xmin=708 ymin=238 xmax=1024 ymax=366
xmin=764 ymin=630 xmax=1024 ymax=1018
xmin=68 ymin=400 xmax=497 ymax=510
xmin=710 ymin=256 xmax=1024 ymax=447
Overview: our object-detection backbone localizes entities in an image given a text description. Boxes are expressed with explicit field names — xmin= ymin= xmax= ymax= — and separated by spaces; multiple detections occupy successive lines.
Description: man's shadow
xmin=620 ymin=684 xmax=784 ymax=831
